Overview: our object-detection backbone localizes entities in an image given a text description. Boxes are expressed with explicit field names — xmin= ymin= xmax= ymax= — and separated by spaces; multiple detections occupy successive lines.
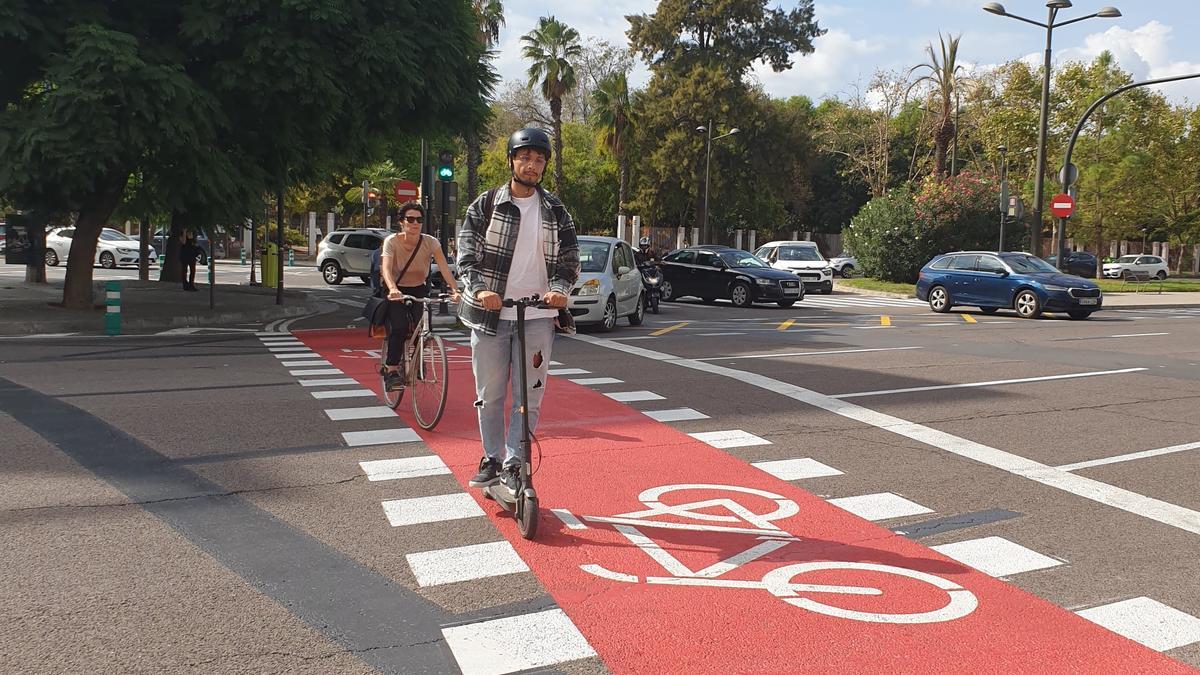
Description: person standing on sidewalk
xmin=180 ymin=230 xmax=200 ymax=292
xmin=460 ymin=128 xmax=580 ymax=492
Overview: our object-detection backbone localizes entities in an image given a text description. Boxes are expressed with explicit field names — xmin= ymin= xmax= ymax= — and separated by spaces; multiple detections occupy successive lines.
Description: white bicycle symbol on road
xmin=552 ymin=484 xmax=978 ymax=624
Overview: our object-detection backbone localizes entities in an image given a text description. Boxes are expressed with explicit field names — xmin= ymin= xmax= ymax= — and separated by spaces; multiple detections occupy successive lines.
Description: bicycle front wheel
xmin=411 ymin=332 xmax=448 ymax=429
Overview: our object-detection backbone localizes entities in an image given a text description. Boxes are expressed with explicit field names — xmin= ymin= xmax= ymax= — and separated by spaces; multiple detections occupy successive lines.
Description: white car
xmin=828 ymin=254 xmax=858 ymax=278
xmin=567 ymin=236 xmax=645 ymax=331
xmin=45 ymin=227 xmax=157 ymax=268
xmin=753 ymin=240 xmax=834 ymax=294
xmin=1102 ymin=254 xmax=1168 ymax=280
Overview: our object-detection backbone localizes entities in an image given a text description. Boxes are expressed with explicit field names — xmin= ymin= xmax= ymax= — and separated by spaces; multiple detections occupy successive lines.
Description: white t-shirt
xmin=501 ymin=193 xmax=556 ymax=320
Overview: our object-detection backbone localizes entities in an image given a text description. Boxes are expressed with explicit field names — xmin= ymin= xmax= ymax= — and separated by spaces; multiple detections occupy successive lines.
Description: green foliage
xmin=846 ymin=172 xmax=998 ymax=282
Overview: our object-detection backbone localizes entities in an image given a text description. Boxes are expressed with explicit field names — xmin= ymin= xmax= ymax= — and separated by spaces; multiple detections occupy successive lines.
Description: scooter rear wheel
xmin=517 ymin=494 xmax=539 ymax=539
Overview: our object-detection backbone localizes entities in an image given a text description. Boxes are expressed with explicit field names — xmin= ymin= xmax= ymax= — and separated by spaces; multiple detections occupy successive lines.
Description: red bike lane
xmin=297 ymin=328 xmax=1192 ymax=674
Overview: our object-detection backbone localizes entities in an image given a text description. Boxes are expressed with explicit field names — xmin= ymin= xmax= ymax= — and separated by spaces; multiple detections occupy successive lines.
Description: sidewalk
xmin=834 ymin=280 xmax=1200 ymax=309
xmin=0 ymin=279 xmax=331 ymax=336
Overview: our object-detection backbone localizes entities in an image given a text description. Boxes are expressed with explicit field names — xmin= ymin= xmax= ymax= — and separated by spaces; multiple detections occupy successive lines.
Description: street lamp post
xmin=983 ymin=1 xmax=1121 ymax=261
xmin=697 ymin=122 xmax=739 ymax=245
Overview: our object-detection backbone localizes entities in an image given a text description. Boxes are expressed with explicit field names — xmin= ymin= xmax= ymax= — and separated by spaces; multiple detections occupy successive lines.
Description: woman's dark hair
xmin=396 ymin=201 xmax=423 ymax=216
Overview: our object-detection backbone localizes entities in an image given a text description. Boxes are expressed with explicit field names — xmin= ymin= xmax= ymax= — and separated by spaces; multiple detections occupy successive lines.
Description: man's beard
xmin=511 ymin=170 xmax=541 ymax=188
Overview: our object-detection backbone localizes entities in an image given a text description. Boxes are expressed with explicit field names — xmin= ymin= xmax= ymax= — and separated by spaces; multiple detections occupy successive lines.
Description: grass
xmin=840 ymin=276 xmax=1200 ymax=295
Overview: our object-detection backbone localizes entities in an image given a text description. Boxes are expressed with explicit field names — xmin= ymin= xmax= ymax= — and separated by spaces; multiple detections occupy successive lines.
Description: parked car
xmin=567 ymin=236 xmax=645 ymax=331
xmin=316 ymin=228 xmax=389 ymax=284
xmin=753 ymin=240 xmax=834 ymax=294
xmin=1045 ymin=251 xmax=1098 ymax=278
xmin=659 ymin=245 xmax=804 ymax=308
xmin=45 ymin=227 xmax=158 ymax=268
xmin=916 ymin=251 xmax=1102 ymax=320
xmin=1102 ymin=254 xmax=1168 ymax=280
xmin=828 ymin=253 xmax=859 ymax=278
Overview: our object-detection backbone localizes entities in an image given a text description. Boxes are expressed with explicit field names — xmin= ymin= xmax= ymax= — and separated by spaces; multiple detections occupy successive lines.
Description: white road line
xmin=442 ymin=609 xmax=596 ymax=675
xmin=827 ymin=493 xmax=933 ymax=521
xmin=695 ymin=332 xmax=747 ymax=336
xmin=268 ymin=346 xmax=312 ymax=352
xmin=569 ymin=377 xmax=624 ymax=385
xmin=689 ymin=429 xmax=771 ymax=449
xmin=406 ymin=541 xmax=529 ymax=587
xmin=297 ymin=377 xmax=359 ymax=387
xmin=643 ymin=408 xmax=710 ymax=422
xmin=311 ymin=389 xmax=376 ymax=399
xmin=568 ymin=333 xmax=1200 ymax=537
xmin=382 ymin=493 xmax=483 ymax=527
xmin=604 ymin=390 xmax=665 ymax=402
xmin=695 ymin=346 xmax=923 ymax=362
xmin=325 ymin=406 xmax=396 ymax=421
xmin=282 ymin=360 xmax=332 ymax=368
xmin=752 ymin=458 xmax=843 ymax=481
xmin=548 ymin=368 xmax=589 ymax=376
xmin=1108 ymin=332 xmax=1169 ymax=338
xmin=832 ymin=367 xmax=1147 ymax=399
xmin=360 ymin=456 xmax=450 ymax=481
xmin=1076 ymin=597 xmax=1200 ymax=652
xmin=1057 ymin=441 xmax=1200 ymax=472
xmin=289 ymin=368 xmax=343 ymax=376
xmin=275 ymin=352 xmax=322 ymax=359
xmin=931 ymin=536 xmax=1063 ymax=578
xmin=343 ymin=428 xmax=422 ymax=446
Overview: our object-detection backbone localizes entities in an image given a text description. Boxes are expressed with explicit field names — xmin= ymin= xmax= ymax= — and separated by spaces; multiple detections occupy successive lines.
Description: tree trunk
xmin=466 ymin=129 xmax=481 ymax=204
xmin=933 ymin=119 xmax=951 ymax=178
xmin=158 ymin=209 xmax=186 ymax=284
xmin=23 ymin=211 xmax=47 ymax=283
xmin=138 ymin=216 xmax=151 ymax=281
xmin=550 ymin=97 xmax=565 ymax=194
xmin=61 ymin=168 xmax=129 ymax=309
xmin=618 ymin=155 xmax=628 ymax=217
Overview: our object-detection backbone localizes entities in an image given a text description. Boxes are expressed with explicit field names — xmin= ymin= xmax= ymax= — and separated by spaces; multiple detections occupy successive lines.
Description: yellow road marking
xmin=778 ymin=319 xmax=796 ymax=331
xmin=962 ymin=314 xmax=977 ymax=324
xmin=880 ymin=315 xmax=892 ymax=327
xmin=650 ymin=321 xmax=690 ymax=337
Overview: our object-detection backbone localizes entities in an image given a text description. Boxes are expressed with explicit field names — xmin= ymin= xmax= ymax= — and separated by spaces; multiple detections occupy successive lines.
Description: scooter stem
xmin=515 ymin=299 xmax=532 ymax=486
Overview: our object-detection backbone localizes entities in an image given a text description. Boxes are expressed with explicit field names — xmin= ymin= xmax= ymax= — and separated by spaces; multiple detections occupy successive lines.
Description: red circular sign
xmin=1050 ymin=193 xmax=1075 ymax=218
xmin=393 ymin=179 xmax=419 ymax=202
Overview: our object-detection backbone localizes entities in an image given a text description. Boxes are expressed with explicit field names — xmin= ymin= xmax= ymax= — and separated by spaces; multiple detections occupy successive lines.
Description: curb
xmin=0 ymin=300 xmax=331 ymax=337
xmin=832 ymin=285 xmax=916 ymax=300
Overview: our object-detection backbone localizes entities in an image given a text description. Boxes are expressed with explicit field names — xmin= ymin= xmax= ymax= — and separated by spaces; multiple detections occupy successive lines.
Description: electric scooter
xmin=482 ymin=294 xmax=547 ymax=539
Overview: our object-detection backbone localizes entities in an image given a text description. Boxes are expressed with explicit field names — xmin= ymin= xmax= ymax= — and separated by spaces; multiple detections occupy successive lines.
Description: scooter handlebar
xmin=501 ymin=294 xmax=552 ymax=309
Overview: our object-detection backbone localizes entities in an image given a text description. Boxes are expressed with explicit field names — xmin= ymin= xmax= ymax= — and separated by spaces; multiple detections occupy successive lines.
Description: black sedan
xmin=659 ymin=246 xmax=805 ymax=307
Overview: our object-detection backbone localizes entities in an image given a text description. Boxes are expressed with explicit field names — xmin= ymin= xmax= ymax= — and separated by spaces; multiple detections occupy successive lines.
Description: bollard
xmin=104 ymin=280 xmax=121 ymax=336
xmin=240 ymin=248 xmax=246 ymax=265
xmin=158 ymin=253 xmax=165 ymax=266
xmin=288 ymin=248 xmax=295 ymax=267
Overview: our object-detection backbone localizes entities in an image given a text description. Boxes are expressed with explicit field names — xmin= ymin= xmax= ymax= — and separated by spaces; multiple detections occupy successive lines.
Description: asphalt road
xmin=2 ymin=295 xmax=1198 ymax=672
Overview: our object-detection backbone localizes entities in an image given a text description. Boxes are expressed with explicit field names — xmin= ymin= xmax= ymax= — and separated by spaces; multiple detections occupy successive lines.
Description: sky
xmin=491 ymin=0 xmax=1200 ymax=105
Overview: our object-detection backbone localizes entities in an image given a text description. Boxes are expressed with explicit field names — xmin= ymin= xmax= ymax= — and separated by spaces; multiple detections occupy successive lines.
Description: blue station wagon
xmin=915 ymin=251 xmax=1103 ymax=320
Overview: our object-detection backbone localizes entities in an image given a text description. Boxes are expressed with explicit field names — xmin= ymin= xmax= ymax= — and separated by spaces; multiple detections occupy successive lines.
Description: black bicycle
xmin=378 ymin=293 xmax=449 ymax=429
xmin=482 ymin=294 xmax=552 ymax=539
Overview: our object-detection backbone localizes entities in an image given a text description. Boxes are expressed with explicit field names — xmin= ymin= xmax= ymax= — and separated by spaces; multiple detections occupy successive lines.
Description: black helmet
xmin=507 ymin=127 xmax=553 ymax=160
xmin=639 ymin=236 xmax=651 ymax=247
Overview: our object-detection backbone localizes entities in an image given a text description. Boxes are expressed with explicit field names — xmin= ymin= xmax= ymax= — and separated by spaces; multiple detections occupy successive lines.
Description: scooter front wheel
xmin=517 ymin=492 xmax=539 ymax=539
xmin=650 ymin=295 xmax=659 ymax=314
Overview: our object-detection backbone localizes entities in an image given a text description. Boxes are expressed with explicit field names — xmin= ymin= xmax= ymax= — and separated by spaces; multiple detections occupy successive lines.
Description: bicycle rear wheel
xmin=411 ymin=332 xmax=448 ymax=429
xmin=380 ymin=338 xmax=403 ymax=409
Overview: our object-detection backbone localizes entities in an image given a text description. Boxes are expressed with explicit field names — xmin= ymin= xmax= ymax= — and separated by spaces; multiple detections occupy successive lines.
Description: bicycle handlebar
xmin=390 ymin=293 xmax=451 ymax=304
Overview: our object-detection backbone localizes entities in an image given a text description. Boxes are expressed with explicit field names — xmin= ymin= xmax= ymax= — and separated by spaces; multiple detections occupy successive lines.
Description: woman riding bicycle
xmin=381 ymin=201 xmax=459 ymax=391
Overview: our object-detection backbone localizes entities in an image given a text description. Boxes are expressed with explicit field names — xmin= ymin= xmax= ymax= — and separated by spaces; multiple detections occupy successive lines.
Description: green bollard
xmin=240 ymin=248 xmax=246 ymax=265
xmin=288 ymin=248 xmax=295 ymax=267
xmin=104 ymin=280 xmax=121 ymax=336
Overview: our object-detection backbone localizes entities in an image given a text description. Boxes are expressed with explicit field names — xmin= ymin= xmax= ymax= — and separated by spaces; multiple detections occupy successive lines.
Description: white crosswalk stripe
xmin=799 ymin=296 xmax=925 ymax=309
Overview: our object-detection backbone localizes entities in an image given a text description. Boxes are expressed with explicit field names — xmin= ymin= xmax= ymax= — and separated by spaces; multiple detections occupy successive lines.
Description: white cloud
xmin=1057 ymin=21 xmax=1200 ymax=104
xmin=751 ymin=28 xmax=886 ymax=101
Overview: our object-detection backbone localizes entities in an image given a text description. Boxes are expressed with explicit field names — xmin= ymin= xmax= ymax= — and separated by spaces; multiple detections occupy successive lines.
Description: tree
xmin=908 ymin=33 xmax=965 ymax=178
xmin=522 ymin=15 xmax=583 ymax=193
xmin=564 ymin=38 xmax=635 ymax=123
xmin=591 ymin=72 xmax=634 ymax=216
xmin=467 ymin=0 xmax=506 ymax=204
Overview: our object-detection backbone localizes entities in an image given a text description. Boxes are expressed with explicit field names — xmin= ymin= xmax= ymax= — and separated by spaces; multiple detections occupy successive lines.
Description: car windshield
xmin=100 ymin=230 xmax=133 ymax=241
xmin=579 ymin=241 xmax=611 ymax=273
xmin=1116 ymin=256 xmax=1138 ymax=263
xmin=777 ymin=247 xmax=823 ymax=262
xmin=719 ymin=251 xmax=770 ymax=268
xmin=1005 ymin=255 xmax=1059 ymax=274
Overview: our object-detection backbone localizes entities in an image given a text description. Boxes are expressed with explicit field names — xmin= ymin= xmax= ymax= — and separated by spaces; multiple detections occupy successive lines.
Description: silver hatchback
xmin=316 ymin=228 xmax=388 ymax=284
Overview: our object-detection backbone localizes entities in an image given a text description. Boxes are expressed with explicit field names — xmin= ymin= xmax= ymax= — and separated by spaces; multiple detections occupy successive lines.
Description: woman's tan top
xmin=381 ymin=233 xmax=436 ymax=287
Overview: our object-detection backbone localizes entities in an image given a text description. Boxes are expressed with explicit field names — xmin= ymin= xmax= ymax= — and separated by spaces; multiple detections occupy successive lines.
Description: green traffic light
xmin=437 ymin=165 xmax=454 ymax=180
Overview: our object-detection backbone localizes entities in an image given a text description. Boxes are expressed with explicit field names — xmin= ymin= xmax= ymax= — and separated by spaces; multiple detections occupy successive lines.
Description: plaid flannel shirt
xmin=456 ymin=183 xmax=580 ymax=336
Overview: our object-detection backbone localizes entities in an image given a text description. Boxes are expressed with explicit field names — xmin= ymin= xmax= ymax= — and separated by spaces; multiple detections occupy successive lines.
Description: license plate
xmin=1079 ymin=298 xmax=1098 ymax=305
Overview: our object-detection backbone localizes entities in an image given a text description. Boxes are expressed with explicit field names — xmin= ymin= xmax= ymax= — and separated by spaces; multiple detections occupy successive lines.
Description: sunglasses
xmin=402 ymin=216 xmax=423 ymax=223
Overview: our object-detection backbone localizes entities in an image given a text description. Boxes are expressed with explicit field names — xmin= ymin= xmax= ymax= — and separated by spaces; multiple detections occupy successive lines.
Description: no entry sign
xmin=393 ymin=179 xmax=419 ymax=202
xmin=1050 ymin=193 xmax=1075 ymax=218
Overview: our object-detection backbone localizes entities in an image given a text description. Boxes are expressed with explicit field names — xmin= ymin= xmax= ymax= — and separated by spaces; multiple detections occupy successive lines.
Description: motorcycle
xmin=639 ymin=263 xmax=662 ymax=314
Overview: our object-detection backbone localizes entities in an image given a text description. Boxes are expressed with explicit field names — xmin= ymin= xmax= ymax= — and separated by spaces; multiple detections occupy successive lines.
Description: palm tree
xmin=591 ymin=72 xmax=634 ymax=216
xmin=521 ymin=16 xmax=582 ymax=193
xmin=467 ymin=0 xmax=505 ymax=203
xmin=909 ymin=33 xmax=965 ymax=178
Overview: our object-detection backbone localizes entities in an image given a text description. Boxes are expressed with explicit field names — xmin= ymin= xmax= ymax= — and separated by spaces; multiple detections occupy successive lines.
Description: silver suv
xmin=316 ymin=228 xmax=388 ymax=285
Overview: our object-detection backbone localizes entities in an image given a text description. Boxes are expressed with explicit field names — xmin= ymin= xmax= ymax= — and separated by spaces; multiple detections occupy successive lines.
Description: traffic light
xmin=366 ymin=189 xmax=380 ymax=214
xmin=437 ymin=149 xmax=454 ymax=181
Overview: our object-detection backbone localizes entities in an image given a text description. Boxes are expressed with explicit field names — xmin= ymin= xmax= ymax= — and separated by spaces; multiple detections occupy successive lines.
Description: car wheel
xmin=99 ymin=251 xmax=116 ymax=269
xmin=45 ymin=250 xmax=59 ymax=266
xmin=820 ymin=281 xmax=833 ymax=295
xmin=980 ymin=307 xmax=999 ymax=314
xmin=628 ymin=293 xmax=645 ymax=326
xmin=321 ymin=260 xmax=343 ymax=285
xmin=660 ymin=279 xmax=675 ymax=302
xmin=600 ymin=295 xmax=618 ymax=332
xmin=1067 ymin=310 xmax=1092 ymax=320
xmin=777 ymin=300 xmax=795 ymax=308
xmin=841 ymin=265 xmax=855 ymax=279
xmin=1014 ymin=290 xmax=1042 ymax=319
xmin=729 ymin=281 xmax=752 ymax=308
xmin=1156 ymin=270 xmax=1167 ymax=280
xmin=928 ymin=285 xmax=951 ymax=313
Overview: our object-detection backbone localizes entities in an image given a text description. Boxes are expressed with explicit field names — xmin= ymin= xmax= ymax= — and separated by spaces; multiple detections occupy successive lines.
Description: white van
xmin=753 ymin=240 xmax=834 ymax=294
